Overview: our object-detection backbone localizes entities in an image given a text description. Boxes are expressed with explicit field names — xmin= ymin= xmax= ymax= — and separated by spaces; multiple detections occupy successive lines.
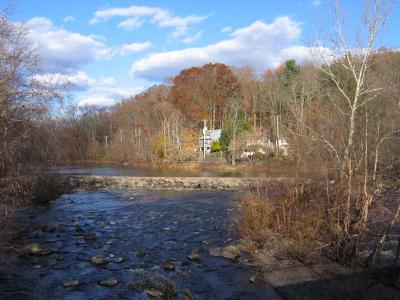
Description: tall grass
xmin=0 ymin=173 xmax=64 ymax=214
xmin=238 ymin=182 xmax=331 ymax=261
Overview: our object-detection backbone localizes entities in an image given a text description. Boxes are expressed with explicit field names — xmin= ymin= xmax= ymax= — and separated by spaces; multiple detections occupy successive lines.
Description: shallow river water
xmin=54 ymin=165 xmax=245 ymax=178
xmin=0 ymin=188 xmax=279 ymax=299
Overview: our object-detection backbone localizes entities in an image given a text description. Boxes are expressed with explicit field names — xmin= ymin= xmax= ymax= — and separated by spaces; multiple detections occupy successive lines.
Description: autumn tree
xmin=170 ymin=67 xmax=205 ymax=122
xmin=233 ymin=66 xmax=263 ymax=130
xmin=170 ymin=63 xmax=240 ymax=129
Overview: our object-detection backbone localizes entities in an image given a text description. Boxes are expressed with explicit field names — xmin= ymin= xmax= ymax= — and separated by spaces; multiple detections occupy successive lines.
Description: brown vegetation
xmin=238 ymin=0 xmax=400 ymax=269
xmin=238 ymin=183 xmax=327 ymax=262
xmin=0 ymin=11 xmax=66 ymax=213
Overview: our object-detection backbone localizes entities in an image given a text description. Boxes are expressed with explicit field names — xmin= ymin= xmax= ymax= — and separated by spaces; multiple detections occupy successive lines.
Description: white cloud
xmin=33 ymin=71 xmax=95 ymax=90
xmin=221 ymin=26 xmax=232 ymax=33
xmin=182 ymin=30 xmax=203 ymax=45
xmin=27 ymin=17 xmax=52 ymax=29
xmin=312 ymin=0 xmax=321 ymax=6
xmin=26 ymin=17 xmax=115 ymax=73
xmin=78 ymin=86 xmax=145 ymax=106
xmin=131 ymin=17 xmax=311 ymax=81
xmin=100 ymin=76 xmax=116 ymax=86
xmin=34 ymin=71 xmax=143 ymax=106
xmin=117 ymin=17 xmax=143 ymax=30
xmin=119 ymin=42 xmax=153 ymax=56
xmin=90 ymin=5 xmax=161 ymax=23
xmin=90 ymin=5 xmax=211 ymax=42
xmin=63 ymin=16 xmax=76 ymax=22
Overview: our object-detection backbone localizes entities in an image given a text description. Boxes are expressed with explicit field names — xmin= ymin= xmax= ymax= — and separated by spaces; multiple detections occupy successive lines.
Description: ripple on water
xmin=0 ymin=189 xmax=279 ymax=299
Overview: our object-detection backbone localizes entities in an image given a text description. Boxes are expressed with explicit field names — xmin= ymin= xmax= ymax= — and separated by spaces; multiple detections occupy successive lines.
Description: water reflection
xmin=54 ymin=165 xmax=246 ymax=178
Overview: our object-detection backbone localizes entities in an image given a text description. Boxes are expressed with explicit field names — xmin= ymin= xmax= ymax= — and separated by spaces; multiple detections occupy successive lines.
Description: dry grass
xmin=0 ymin=173 xmax=64 ymax=213
xmin=238 ymin=182 xmax=330 ymax=261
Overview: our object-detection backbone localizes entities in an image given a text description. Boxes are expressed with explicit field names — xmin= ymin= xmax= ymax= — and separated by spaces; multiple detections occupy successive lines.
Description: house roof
xmin=207 ymin=129 xmax=221 ymax=140
xmin=200 ymin=129 xmax=222 ymax=140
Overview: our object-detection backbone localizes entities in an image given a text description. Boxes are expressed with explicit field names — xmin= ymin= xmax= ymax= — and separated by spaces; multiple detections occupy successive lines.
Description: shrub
xmin=0 ymin=173 xmax=64 ymax=211
xmin=238 ymin=182 xmax=328 ymax=261
xmin=211 ymin=140 xmax=222 ymax=152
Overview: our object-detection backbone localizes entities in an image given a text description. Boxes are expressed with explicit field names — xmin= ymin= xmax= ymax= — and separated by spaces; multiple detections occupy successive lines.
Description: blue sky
xmin=4 ymin=0 xmax=400 ymax=106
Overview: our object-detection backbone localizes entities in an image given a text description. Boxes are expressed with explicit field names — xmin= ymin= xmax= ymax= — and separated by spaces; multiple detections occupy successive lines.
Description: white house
xmin=198 ymin=122 xmax=221 ymax=153
xmin=241 ymin=135 xmax=289 ymax=158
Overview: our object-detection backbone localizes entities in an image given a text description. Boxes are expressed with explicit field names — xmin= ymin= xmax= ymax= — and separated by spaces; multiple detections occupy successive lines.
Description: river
xmin=54 ymin=165 xmax=245 ymax=178
xmin=0 ymin=167 xmax=279 ymax=299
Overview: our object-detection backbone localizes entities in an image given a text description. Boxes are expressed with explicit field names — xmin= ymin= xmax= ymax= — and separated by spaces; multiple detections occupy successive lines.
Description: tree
xmin=220 ymin=103 xmax=249 ymax=165
xmin=200 ymin=63 xmax=240 ymax=129
xmin=309 ymin=0 xmax=396 ymax=263
xmin=233 ymin=66 xmax=263 ymax=130
xmin=0 ymin=13 xmax=64 ymax=176
xmin=283 ymin=59 xmax=300 ymax=86
xmin=170 ymin=63 xmax=240 ymax=128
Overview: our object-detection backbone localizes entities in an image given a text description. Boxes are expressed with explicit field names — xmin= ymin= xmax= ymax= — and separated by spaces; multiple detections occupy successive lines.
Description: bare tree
xmin=0 ymin=14 xmax=64 ymax=176
xmin=311 ymin=0 xmax=395 ymax=262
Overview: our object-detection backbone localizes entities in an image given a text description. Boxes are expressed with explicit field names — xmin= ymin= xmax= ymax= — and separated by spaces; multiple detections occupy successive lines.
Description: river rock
xmin=94 ymin=243 xmax=104 ymax=249
xmin=90 ymin=255 xmax=106 ymax=265
xmin=209 ymin=245 xmax=241 ymax=260
xmin=41 ymin=224 xmax=57 ymax=233
xmin=146 ymin=288 xmax=163 ymax=298
xmin=129 ymin=268 xmax=145 ymax=275
xmin=162 ymin=259 xmax=175 ymax=271
xmin=116 ymin=256 xmax=125 ymax=263
xmin=83 ymin=232 xmax=97 ymax=241
xmin=63 ymin=280 xmax=80 ymax=287
xmin=136 ymin=251 xmax=147 ymax=257
xmin=56 ymin=254 xmax=65 ymax=261
xmin=22 ymin=243 xmax=51 ymax=256
xmin=98 ymin=279 xmax=118 ymax=287
xmin=179 ymin=289 xmax=193 ymax=300
xmin=130 ymin=273 xmax=176 ymax=297
xmin=187 ymin=248 xmax=202 ymax=262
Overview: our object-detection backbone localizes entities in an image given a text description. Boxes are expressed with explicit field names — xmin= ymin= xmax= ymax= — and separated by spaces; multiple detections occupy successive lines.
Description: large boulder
xmin=128 ymin=272 xmax=177 ymax=298
xmin=209 ymin=245 xmax=241 ymax=260
xmin=187 ymin=247 xmax=202 ymax=262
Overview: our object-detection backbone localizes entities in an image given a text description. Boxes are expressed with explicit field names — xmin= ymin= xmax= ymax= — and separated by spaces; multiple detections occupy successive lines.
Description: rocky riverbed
xmin=0 ymin=189 xmax=279 ymax=299
xmin=65 ymin=175 xmax=299 ymax=191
